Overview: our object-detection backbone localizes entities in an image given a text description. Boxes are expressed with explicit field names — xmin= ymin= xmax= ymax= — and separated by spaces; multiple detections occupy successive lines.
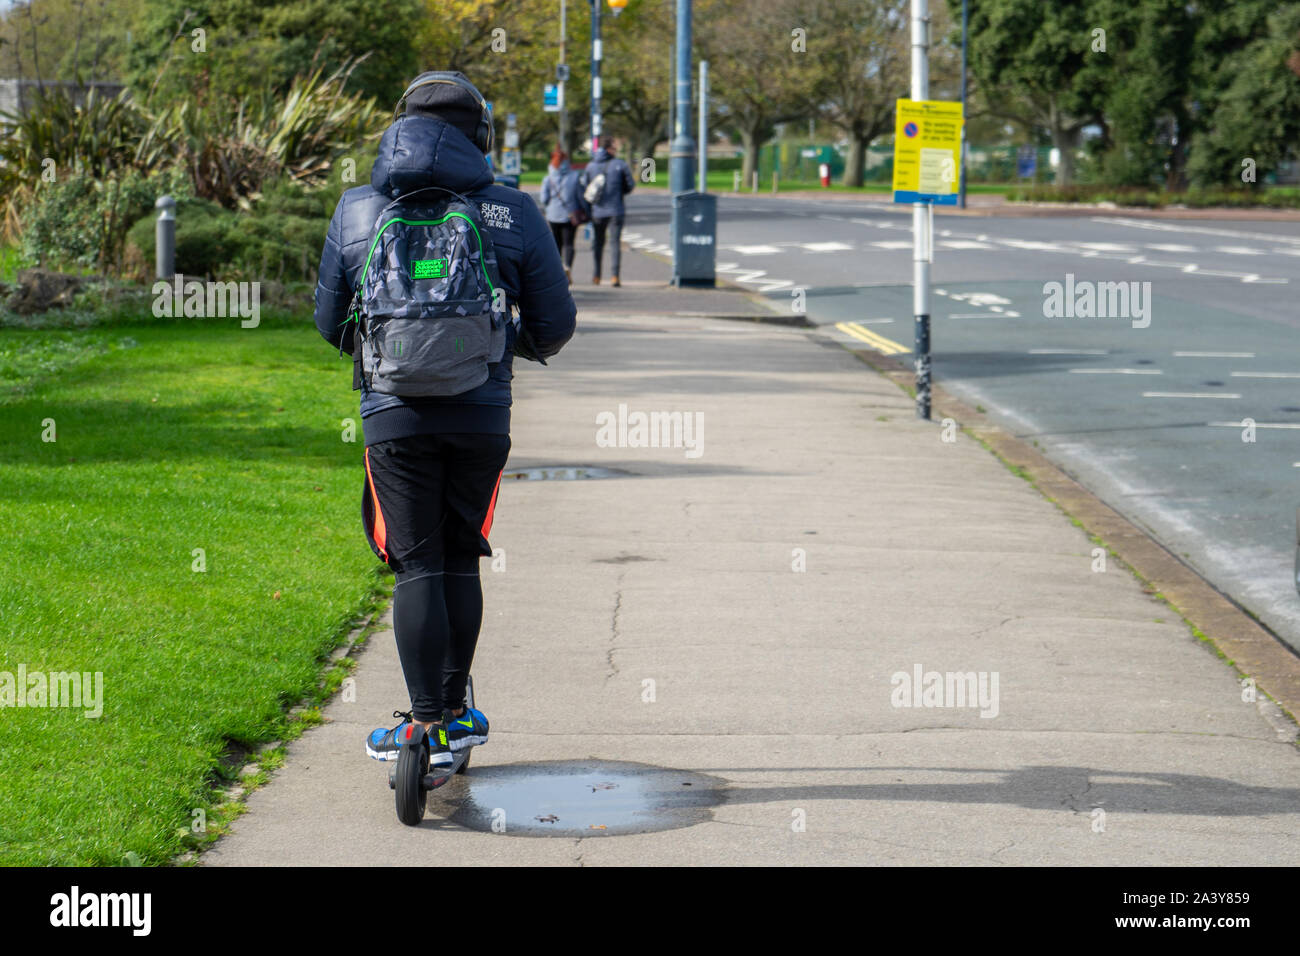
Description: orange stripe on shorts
xmin=364 ymin=448 xmax=388 ymax=561
xmin=481 ymin=469 xmax=504 ymax=539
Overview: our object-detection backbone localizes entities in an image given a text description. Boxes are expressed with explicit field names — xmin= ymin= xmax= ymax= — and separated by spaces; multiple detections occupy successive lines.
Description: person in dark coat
xmin=313 ymin=71 xmax=576 ymax=767
xmin=578 ymin=137 xmax=636 ymax=286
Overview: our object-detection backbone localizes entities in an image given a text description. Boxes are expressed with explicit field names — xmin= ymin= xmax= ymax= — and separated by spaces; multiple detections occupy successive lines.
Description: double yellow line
xmin=834 ymin=321 xmax=910 ymax=355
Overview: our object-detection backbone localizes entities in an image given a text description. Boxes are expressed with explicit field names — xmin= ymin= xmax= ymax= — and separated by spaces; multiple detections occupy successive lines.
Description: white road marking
xmin=798 ymin=241 xmax=854 ymax=252
xmin=939 ymin=240 xmax=994 ymax=249
xmin=1174 ymin=351 xmax=1254 ymax=358
xmin=1230 ymin=371 xmax=1300 ymax=378
xmin=1208 ymin=422 xmax=1300 ymax=429
xmin=726 ymin=244 xmax=781 ymax=255
xmin=1070 ymin=368 xmax=1163 ymax=374
xmin=1077 ymin=242 xmax=1137 ymax=252
xmin=869 ymin=240 xmax=914 ymax=250
xmin=948 ymin=292 xmax=1012 ymax=306
xmin=1143 ymin=392 xmax=1241 ymax=399
xmin=1216 ymin=246 xmax=1265 ymax=255
xmin=999 ymin=239 xmax=1064 ymax=251
xmin=1144 ymin=243 xmax=1198 ymax=253
xmin=1092 ymin=217 xmax=1300 ymax=247
xmin=1141 ymin=259 xmax=1197 ymax=269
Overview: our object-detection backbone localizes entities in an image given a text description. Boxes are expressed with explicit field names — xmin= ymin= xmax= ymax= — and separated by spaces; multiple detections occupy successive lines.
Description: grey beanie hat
xmin=402 ymin=71 xmax=485 ymax=145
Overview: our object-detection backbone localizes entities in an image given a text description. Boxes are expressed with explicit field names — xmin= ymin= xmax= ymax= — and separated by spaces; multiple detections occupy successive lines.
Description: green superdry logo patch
xmin=410 ymin=258 xmax=449 ymax=279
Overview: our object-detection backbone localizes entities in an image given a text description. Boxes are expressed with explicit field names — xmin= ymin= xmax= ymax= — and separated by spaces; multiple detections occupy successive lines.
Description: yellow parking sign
xmin=892 ymin=99 xmax=963 ymax=205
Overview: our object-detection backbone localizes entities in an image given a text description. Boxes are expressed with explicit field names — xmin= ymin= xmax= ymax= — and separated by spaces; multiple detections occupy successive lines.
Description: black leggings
xmin=363 ymin=433 xmax=510 ymax=722
xmin=549 ymin=220 xmax=576 ymax=269
xmin=392 ymin=568 xmax=483 ymax=722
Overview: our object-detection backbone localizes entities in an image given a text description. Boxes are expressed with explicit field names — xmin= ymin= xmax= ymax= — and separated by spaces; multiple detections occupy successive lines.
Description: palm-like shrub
xmin=147 ymin=63 xmax=383 ymax=209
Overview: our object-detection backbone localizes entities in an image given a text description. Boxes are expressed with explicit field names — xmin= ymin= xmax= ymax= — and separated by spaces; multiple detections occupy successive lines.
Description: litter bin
xmin=671 ymin=191 xmax=716 ymax=287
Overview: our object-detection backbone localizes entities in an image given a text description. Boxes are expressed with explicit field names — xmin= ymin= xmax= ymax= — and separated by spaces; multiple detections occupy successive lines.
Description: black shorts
xmin=362 ymin=433 xmax=511 ymax=576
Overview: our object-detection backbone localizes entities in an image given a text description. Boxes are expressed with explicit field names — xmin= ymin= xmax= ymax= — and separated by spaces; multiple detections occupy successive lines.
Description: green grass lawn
xmin=0 ymin=310 xmax=388 ymax=865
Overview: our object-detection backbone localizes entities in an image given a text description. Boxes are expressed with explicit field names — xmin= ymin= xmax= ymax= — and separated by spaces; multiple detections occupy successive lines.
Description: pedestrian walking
xmin=579 ymin=137 xmax=635 ymax=287
xmin=539 ymin=148 xmax=585 ymax=284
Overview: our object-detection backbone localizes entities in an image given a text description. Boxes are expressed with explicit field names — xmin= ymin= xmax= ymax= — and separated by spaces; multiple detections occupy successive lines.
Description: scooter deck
xmin=387 ymin=744 xmax=471 ymax=791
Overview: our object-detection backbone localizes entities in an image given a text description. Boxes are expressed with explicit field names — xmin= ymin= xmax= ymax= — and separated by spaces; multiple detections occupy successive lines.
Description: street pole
xmin=697 ymin=60 xmax=708 ymax=192
xmin=912 ymin=0 xmax=931 ymax=420
xmin=668 ymin=0 xmax=695 ymax=194
xmin=590 ymin=0 xmax=602 ymax=154
xmin=559 ymin=0 xmax=568 ymax=153
xmin=959 ymin=0 xmax=968 ymax=210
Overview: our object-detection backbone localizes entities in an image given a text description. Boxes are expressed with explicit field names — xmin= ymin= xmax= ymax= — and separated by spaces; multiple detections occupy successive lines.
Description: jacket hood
xmin=591 ymin=147 xmax=612 ymax=163
xmin=370 ymin=115 xmax=494 ymax=199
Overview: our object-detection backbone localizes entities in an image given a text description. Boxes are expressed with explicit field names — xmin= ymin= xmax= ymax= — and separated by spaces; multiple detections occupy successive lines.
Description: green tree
xmin=804 ymin=0 xmax=913 ymax=187
xmin=0 ymin=0 xmax=145 ymax=83
xmin=414 ymin=0 xmax=566 ymax=158
xmin=125 ymin=0 xmax=420 ymax=105
xmin=601 ymin=0 xmax=673 ymax=169
xmin=1185 ymin=2 xmax=1300 ymax=189
xmin=1091 ymin=0 xmax=1196 ymax=188
xmin=698 ymin=0 xmax=815 ymax=186
xmin=956 ymin=0 xmax=1109 ymax=185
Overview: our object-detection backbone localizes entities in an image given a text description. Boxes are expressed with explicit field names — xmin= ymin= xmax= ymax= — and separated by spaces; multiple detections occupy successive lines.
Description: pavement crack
xmin=605 ymin=570 xmax=626 ymax=683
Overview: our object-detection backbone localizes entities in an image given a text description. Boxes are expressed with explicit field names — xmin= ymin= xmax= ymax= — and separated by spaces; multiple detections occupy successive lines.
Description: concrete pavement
xmin=204 ymin=249 xmax=1300 ymax=866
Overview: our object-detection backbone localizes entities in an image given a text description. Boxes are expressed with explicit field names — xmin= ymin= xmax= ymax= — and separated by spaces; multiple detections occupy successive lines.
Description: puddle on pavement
xmin=503 ymin=466 xmax=625 ymax=481
xmin=429 ymin=760 xmax=724 ymax=836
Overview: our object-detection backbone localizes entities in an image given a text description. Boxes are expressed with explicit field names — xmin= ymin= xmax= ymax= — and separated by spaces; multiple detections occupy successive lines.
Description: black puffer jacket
xmin=314 ymin=115 xmax=576 ymax=444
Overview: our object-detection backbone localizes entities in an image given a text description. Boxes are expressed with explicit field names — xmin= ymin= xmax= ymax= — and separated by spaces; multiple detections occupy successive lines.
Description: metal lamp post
xmin=591 ymin=0 xmax=629 ymax=154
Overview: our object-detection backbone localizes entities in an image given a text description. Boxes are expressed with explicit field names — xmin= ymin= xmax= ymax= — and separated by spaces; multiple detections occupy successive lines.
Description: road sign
xmin=505 ymin=129 xmax=519 ymax=149
xmin=501 ymin=149 xmax=521 ymax=175
xmin=1017 ymin=145 xmax=1037 ymax=179
xmin=891 ymin=99 xmax=963 ymax=205
xmin=543 ymin=84 xmax=560 ymax=113
xmin=556 ymin=64 xmax=570 ymax=82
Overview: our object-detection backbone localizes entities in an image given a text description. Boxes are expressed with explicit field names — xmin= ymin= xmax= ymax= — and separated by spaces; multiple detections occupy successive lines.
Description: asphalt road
xmin=613 ymin=191 xmax=1300 ymax=656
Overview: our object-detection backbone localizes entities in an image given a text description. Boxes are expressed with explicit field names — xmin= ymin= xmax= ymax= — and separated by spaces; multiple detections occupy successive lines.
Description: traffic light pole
xmin=959 ymin=0 xmax=968 ymax=210
xmin=590 ymin=0 xmax=602 ymax=154
xmin=912 ymin=0 xmax=932 ymax=420
xmin=558 ymin=0 xmax=568 ymax=153
xmin=668 ymin=0 xmax=695 ymax=194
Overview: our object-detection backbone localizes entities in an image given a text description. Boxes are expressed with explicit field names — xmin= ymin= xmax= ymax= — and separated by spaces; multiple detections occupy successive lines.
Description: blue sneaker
xmin=444 ymin=706 xmax=489 ymax=751
xmin=366 ymin=710 xmax=453 ymax=766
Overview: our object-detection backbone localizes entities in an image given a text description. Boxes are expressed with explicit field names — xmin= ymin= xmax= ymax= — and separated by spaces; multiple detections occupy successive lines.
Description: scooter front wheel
xmin=394 ymin=732 xmax=429 ymax=826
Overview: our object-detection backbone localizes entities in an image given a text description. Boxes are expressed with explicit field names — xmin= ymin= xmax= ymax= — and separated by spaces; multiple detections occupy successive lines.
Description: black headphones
xmin=394 ymin=71 xmax=495 ymax=155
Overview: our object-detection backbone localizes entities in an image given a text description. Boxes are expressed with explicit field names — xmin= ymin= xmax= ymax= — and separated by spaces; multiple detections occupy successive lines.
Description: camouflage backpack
xmin=347 ymin=186 xmax=507 ymax=396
